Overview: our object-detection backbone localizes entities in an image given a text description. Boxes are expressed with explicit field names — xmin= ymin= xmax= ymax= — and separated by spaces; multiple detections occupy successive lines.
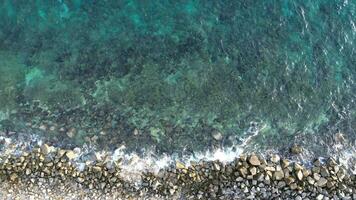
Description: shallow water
xmin=0 ymin=1 xmax=355 ymax=162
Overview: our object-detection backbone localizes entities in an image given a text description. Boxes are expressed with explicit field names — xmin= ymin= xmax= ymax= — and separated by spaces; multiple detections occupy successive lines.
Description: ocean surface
xmin=0 ymin=0 xmax=355 ymax=164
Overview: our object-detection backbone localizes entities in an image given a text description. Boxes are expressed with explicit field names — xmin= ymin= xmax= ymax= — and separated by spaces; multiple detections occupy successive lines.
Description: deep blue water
xmin=0 ymin=0 xmax=355 ymax=156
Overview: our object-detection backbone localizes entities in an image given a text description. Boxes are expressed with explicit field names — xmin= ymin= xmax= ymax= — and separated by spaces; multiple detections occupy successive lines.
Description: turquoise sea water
xmin=0 ymin=1 xmax=355 ymax=156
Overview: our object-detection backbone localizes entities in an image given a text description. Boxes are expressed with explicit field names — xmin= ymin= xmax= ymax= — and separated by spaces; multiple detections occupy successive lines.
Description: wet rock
xmin=65 ymin=150 xmax=77 ymax=160
xmin=320 ymin=167 xmax=330 ymax=177
xmin=282 ymin=159 xmax=290 ymax=168
xmin=270 ymin=154 xmax=280 ymax=163
xmin=40 ymin=143 xmax=51 ymax=155
xmin=176 ymin=161 xmax=186 ymax=170
xmin=296 ymin=170 xmax=303 ymax=181
xmin=249 ymin=155 xmax=261 ymax=166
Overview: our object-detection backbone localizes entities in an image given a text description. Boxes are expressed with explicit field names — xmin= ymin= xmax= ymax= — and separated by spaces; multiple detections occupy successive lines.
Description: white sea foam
xmin=0 ymin=127 xmax=355 ymax=185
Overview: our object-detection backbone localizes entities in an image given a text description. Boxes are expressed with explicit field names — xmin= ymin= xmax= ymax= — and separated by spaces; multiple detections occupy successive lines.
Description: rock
xmin=77 ymin=177 xmax=85 ymax=183
xmin=249 ymin=167 xmax=257 ymax=176
xmin=277 ymin=181 xmax=286 ymax=188
xmin=337 ymin=168 xmax=345 ymax=180
xmin=296 ymin=170 xmax=303 ymax=181
xmin=92 ymin=166 xmax=102 ymax=172
xmin=239 ymin=167 xmax=248 ymax=177
xmin=282 ymin=159 xmax=290 ymax=168
xmin=273 ymin=170 xmax=284 ymax=180
xmin=302 ymin=169 xmax=311 ymax=177
xmin=285 ymin=176 xmax=295 ymax=185
xmin=290 ymin=183 xmax=298 ymax=190
xmin=295 ymin=196 xmax=302 ymax=200
xmin=65 ymin=150 xmax=77 ymax=160
xmin=66 ymin=128 xmax=76 ymax=138
xmin=249 ymin=155 xmax=261 ymax=166
xmin=294 ymin=163 xmax=303 ymax=171
xmin=9 ymin=173 xmax=18 ymax=181
xmin=320 ymin=167 xmax=330 ymax=177
xmin=213 ymin=162 xmax=221 ymax=171
xmin=40 ymin=143 xmax=52 ymax=155
xmin=307 ymin=176 xmax=315 ymax=185
xmin=57 ymin=150 xmax=66 ymax=158
xmin=313 ymin=173 xmax=321 ymax=181
xmin=270 ymin=155 xmax=280 ymax=163
xmin=316 ymin=177 xmax=328 ymax=187
xmin=327 ymin=158 xmax=337 ymax=167
xmin=291 ymin=145 xmax=303 ymax=154
xmin=314 ymin=159 xmax=322 ymax=167
xmin=212 ymin=131 xmax=223 ymax=141
xmin=176 ymin=161 xmax=186 ymax=169
xmin=265 ymin=166 xmax=276 ymax=171
xmin=316 ymin=194 xmax=324 ymax=200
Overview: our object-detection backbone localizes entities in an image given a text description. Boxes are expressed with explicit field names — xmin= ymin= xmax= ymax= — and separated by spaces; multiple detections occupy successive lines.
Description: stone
xmin=265 ymin=166 xmax=276 ymax=171
xmin=337 ymin=168 xmax=345 ymax=180
xmin=65 ymin=150 xmax=77 ymax=160
xmin=212 ymin=131 xmax=223 ymax=141
xmin=316 ymin=194 xmax=324 ymax=200
xmin=213 ymin=162 xmax=221 ymax=171
xmin=277 ymin=181 xmax=286 ymax=188
xmin=282 ymin=159 xmax=290 ymax=168
xmin=285 ymin=176 xmax=295 ymax=185
xmin=249 ymin=155 xmax=261 ymax=166
xmin=270 ymin=154 xmax=280 ymax=163
xmin=302 ymin=169 xmax=311 ymax=177
xmin=295 ymin=196 xmax=302 ymax=200
xmin=77 ymin=177 xmax=85 ymax=183
xmin=176 ymin=161 xmax=186 ymax=169
xmin=239 ymin=167 xmax=248 ymax=177
xmin=314 ymin=159 xmax=322 ymax=167
xmin=313 ymin=173 xmax=321 ymax=181
xmin=273 ymin=170 xmax=284 ymax=180
xmin=290 ymin=183 xmax=298 ymax=190
xmin=40 ymin=144 xmax=51 ymax=155
xmin=296 ymin=170 xmax=303 ymax=181
xmin=320 ymin=167 xmax=330 ymax=177
xmin=294 ymin=163 xmax=303 ymax=171
xmin=316 ymin=177 xmax=328 ymax=187
xmin=9 ymin=173 xmax=18 ymax=181
xmin=250 ymin=167 xmax=257 ymax=176
xmin=307 ymin=176 xmax=315 ymax=185
xmin=291 ymin=145 xmax=303 ymax=154
xmin=327 ymin=158 xmax=337 ymax=167
xmin=66 ymin=128 xmax=76 ymax=138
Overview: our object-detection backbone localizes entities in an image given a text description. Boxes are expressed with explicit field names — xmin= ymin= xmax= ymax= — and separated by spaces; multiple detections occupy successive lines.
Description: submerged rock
xmin=290 ymin=145 xmax=303 ymax=154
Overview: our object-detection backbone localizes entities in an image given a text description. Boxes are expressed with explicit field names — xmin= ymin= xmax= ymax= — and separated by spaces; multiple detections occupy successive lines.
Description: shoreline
xmin=0 ymin=143 xmax=355 ymax=199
